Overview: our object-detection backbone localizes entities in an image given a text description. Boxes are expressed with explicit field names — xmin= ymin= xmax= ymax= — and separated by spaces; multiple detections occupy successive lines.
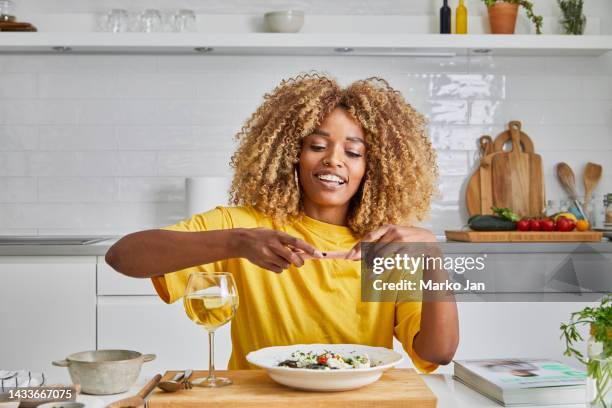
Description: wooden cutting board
xmin=490 ymin=121 xmax=545 ymax=217
xmin=445 ymin=230 xmax=603 ymax=242
xmin=147 ymin=369 xmax=437 ymax=408
xmin=466 ymin=135 xmax=495 ymax=216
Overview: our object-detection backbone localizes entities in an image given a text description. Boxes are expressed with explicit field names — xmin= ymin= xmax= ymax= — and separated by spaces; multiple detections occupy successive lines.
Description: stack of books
xmin=454 ymin=359 xmax=586 ymax=406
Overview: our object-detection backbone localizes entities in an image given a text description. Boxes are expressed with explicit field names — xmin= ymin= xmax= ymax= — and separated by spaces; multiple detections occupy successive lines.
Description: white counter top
xmin=75 ymin=373 xmax=585 ymax=408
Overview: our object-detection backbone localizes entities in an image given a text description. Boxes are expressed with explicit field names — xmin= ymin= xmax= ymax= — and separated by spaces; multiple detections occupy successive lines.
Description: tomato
xmin=555 ymin=217 xmax=576 ymax=232
xmin=540 ymin=218 xmax=555 ymax=231
xmin=529 ymin=219 xmax=542 ymax=231
xmin=517 ymin=219 xmax=530 ymax=231
xmin=318 ymin=355 xmax=328 ymax=364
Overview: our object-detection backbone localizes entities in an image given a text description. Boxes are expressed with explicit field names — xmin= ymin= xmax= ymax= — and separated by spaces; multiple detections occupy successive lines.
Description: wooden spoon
xmin=105 ymin=374 xmax=161 ymax=408
xmin=583 ymin=162 xmax=603 ymax=208
xmin=556 ymin=162 xmax=588 ymax=219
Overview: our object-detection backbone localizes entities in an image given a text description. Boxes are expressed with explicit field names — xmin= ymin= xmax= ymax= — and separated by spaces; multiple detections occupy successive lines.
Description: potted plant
xmin=482 ymin=0 xmax=543 ymax=34
xmin=558 ymin=0 xmax=586 ymax=35
xmin=561 ymin=295 xmax=611 ymax=407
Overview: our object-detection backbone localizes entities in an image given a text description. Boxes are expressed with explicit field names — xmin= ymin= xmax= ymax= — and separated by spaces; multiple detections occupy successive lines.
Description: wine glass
xmin=183 ymin=272 xmax=238 ymax=387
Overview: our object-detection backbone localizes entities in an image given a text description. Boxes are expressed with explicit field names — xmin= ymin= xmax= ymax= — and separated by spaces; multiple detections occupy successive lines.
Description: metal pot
xmin=52 ymin=350 xmax=155 ymax=395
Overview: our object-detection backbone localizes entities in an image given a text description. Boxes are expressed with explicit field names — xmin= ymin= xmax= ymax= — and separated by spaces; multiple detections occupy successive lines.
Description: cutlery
xmin=181 ymin=369 xmax=193 ymax=389
xmin=105 ymin=374 xmax=161 ymax=408
xmin=556 ymin=162 xmax=588 ymax=220
xmin=157 ymin=371 xmax=185 ymax=393
xmin=583 ymin=162 xmax=602 ymax=209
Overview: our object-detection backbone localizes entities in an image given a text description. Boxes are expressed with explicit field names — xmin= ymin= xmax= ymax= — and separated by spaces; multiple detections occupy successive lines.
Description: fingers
xmin=259 ymin=261 xmax=283 ymax=274
xmin=277 ymin=232 xmax=323 ymax=258
xmin=271 ymin=244 xmax=305 ymax=268
xmin=346 ymin=225 xmax=392 ymax=260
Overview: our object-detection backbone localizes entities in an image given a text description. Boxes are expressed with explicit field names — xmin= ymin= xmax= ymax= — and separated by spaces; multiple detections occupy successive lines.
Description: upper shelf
xmin=0 ymin=33 xmax=611 ymax=57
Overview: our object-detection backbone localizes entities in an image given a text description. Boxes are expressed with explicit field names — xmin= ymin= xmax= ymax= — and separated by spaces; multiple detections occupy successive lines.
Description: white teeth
xmin=317 ymin=174 xmax=345 ymax=184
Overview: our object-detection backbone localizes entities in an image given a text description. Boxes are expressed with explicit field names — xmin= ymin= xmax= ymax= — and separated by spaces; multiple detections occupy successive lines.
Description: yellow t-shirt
xmin=151 ymin=206 xmax=438 ymax=373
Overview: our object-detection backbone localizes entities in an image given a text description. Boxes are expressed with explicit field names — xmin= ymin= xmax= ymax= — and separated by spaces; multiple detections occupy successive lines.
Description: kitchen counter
xmin=0 ymin=239 xmax=610 ymax=256
xmin=73 ymin=373 xmax=585 ymax=408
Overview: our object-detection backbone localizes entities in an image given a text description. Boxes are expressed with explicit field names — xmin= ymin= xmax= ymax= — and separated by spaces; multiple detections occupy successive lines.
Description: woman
xmin=106 ymin=73 xmax=459 ymax=373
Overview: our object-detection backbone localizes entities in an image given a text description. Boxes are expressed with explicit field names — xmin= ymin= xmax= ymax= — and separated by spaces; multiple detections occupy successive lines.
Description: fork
xmin=181 ymin=369 xmax=193 ymax=389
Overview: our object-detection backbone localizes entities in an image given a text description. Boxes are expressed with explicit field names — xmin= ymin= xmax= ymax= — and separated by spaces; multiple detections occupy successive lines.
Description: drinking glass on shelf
xmin=183 ymin=272 xmax=239 ymax=387
xmin=0 ymin=0 xmax=15 ymax=21
xmin=170 ymin=9 xmax=196 ymax=32
xmin=138 ymin=9 xmax=162 ymax=33
xmin=101 ymin=9 xmax=129 ymax=33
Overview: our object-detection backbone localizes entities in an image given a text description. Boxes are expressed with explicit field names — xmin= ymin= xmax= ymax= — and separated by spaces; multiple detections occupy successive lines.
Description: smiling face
xmin=299 ymin=107 xmax=367 ymax=218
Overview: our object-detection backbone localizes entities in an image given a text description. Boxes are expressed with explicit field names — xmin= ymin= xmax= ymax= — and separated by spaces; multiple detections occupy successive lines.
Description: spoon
xmin=157 ymin=371 xmax=186 ymax=392
xmin=556 ymin=162 xmax=588 ymax=220
xmin=583 ymin=162 xmax=603 ymax=209
xmin=105 ymin=374 xmax=161 ymax=408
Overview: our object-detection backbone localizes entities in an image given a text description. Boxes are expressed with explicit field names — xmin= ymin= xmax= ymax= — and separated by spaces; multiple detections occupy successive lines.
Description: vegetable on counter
xmin=468 ymin=215 xmax=517 ymax=231
xmin=491 ymin=207 xmax=521 ymax=222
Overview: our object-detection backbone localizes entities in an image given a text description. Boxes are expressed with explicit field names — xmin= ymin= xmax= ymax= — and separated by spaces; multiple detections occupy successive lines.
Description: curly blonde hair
xmin=229 ymin=73 xmax=438 ymax=236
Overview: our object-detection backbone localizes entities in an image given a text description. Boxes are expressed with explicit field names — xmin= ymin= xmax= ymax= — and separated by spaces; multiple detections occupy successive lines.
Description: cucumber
xmin=468 ymin=215 xmax=516 ymax=231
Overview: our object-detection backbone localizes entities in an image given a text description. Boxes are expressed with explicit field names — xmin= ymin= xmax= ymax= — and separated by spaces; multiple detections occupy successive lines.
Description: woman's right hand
xmin=234 ymin=228 xmax=322 ymax=273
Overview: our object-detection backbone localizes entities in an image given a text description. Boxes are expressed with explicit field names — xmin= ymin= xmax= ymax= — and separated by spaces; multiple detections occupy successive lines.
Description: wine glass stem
xmin=208 ymin=330 xmax=216 ymax=380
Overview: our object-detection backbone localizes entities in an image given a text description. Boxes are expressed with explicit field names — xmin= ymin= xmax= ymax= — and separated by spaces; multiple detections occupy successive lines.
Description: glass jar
xmin=605 ymin=194 xmax=612 ymax=225
xmin=586 ymin=324 xmax=612 ymax=407
xmin=0 ymin=0 xmax=15 ymax=22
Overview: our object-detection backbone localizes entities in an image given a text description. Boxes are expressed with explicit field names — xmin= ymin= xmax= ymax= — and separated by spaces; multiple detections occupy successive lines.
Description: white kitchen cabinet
xmin=97 ymin=296 xmax=233 ymax=377
xmin=0 ymin=256 xmax=96 ymax=382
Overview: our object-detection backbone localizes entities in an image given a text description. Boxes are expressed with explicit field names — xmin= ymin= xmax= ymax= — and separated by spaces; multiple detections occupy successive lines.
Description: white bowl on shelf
xmin=264 ymin=10 xmax=304 ymax=33
xmin=246 ymin=344 xmax=402 ymax=391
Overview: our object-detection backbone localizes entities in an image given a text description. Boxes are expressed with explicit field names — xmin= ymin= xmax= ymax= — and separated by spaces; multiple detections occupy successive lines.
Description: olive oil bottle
xmin=456 ymin=0 xmax=468 ymax=34
xmin=440 ymin=0 xmax=451 ymax=34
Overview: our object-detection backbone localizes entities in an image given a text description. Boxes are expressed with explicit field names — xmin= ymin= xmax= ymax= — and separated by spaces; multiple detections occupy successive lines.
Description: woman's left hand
xmin=345 ymin=224 xmax=437 ymax=261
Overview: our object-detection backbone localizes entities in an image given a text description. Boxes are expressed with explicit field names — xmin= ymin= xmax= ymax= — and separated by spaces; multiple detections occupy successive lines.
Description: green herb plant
xmin=482 ymin=0 xmax=544 ymax=34
xmin=560 ymin=295 xmax=612 ymax=407
xmin=558 ymin=0 xmax=586 ymax=35
xmin=491 ymin=206 xmax=521 ymax=222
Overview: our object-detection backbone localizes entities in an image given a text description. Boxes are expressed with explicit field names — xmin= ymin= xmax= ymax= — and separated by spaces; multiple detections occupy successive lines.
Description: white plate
xmin=246 ymin=344 xmax=403 ymax=391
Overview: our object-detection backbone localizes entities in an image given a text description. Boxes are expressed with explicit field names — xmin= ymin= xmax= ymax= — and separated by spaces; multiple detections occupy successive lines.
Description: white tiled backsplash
xmin=0 ymin=53 xmax=611 ymax=235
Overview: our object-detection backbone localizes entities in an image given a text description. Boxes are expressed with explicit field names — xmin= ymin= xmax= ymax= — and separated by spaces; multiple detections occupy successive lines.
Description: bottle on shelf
xmin=440 ymin=0 xmax=451 ymax=34
xmin=456 ymin=0 xmax=468 ymax=34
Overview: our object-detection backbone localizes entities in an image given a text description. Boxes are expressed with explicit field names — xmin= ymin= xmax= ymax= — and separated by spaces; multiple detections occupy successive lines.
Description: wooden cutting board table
xmin=445 ymin=230 xmax=603 ymax=242
xmin=147 ymin=369 xmax=437 ymax=408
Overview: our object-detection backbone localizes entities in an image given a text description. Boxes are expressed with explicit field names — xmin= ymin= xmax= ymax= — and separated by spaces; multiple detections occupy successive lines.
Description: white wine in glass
xmin=183 ymin=272 xmax=238 ymax=387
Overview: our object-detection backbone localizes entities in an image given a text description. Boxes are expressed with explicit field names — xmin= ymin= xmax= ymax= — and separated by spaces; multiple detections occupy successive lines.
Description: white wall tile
xmin=2 ymin=100 xmax=79 ymax=125
xmin=27 ymin=152 xmax=156 ymax=176
xmin=0 ymin=152 xmax=28 ymax=176
xmin=39 ymin=126 xmax=116 ymax=151
xmin=425 ymin=100 xmax=469 ymax=124
xmin=505 ymin=76 xmax=582 ymax=100
xmin=0 ymin=74 xmax=37 ymax=98
xmin=0 ymin=203 xmax=161 ymax=229
xmin=38 ymin=73 xmax=116 ymax=99
xmin=38 ymin=177 xmax=116 ymax=202
xmin=429 ymin=125 xmax=495 ymax=150
xmin=582 ymin=76 xmax=612 ymax=100
xmin=156 ymin=151 xmax=233 ymax=176
xmin=436 ymin=151 xmax=470 ymax=176
xmin=112 ymin=74 xmax=198 ymax=99
xmin=0 ymin=55 xmax=158 ymax=73
xmin=117 ymin=177 xmax=184 ymax=202
xmin=0 ymin=126 xmax=38 ymax=151
xmin=0 ymin=178 xmax=37 ymax=202
xmin=431 ymin=74 xmax=505 ymax=99
xmin=116 ymin=126 xmax=236 ymax=151
xmin=393 ymin=56 xmax=469 ymax=74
